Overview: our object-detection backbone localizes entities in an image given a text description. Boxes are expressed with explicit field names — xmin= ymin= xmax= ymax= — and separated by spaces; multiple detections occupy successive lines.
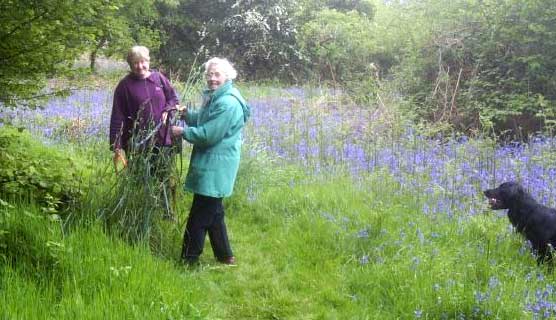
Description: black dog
xmin=484 ymin=181 xmax=556 ymax=264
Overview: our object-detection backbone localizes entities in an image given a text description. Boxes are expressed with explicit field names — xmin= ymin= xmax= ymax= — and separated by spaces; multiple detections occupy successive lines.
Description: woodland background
xmin=3 ymin=0 xmax=556 ymax=138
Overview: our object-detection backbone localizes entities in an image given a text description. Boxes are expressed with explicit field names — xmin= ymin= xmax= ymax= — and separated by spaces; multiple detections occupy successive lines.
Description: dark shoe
xmin=218 ymin=256 xmax=236 ymax=265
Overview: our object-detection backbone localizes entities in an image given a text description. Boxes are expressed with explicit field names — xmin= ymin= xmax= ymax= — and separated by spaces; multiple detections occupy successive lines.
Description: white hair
xmin=127 ymin=46 xmax=150 ymax=65
xmin=204 ymin=57 xmax=237 ymax=80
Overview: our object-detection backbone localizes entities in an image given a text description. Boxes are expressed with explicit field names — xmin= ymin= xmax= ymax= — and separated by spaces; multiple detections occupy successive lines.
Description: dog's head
xmin=483 ymin=181 xmax=525 ymax=209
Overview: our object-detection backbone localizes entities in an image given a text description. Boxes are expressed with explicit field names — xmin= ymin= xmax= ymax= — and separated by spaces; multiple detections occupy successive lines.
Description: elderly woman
xmin=171 ymin=57 xmax=250 ymax=266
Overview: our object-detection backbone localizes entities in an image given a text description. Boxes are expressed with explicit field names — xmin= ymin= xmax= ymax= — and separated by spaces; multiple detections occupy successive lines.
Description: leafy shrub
xmin=0 ymin=126 xmax=84 ymax=213
xmin=298 ymin=9 xmax=376 ymax=85
xmin=389 ymin=0 xmax=556 ymax=137
xmin=297 ymin=8 xmax=398 ymax=105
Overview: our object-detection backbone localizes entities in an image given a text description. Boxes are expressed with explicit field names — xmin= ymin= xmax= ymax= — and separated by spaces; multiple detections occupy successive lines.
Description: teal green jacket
xmin=182 ymin=81 xmax=250 ymax=197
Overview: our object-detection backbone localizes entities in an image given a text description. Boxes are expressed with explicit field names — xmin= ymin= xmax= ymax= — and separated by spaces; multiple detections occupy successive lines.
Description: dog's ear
xmin=507 ymin=182 xmax=527 ymax=201
xmin=516 ymin=184 xmax=526 ymax=199
xmin=498 ymin=182 xmax=513 ymax=197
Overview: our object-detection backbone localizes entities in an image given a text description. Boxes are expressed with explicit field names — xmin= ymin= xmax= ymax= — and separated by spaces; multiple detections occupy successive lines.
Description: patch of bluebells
xmin=7 ymin=87 xmax=556 ymax=216
xmin=320 ymin=211 xmax=336 ymax=222
xmin=526 ymin=285 xmax=556 ymax=319
xmin=1 ymin=89 xmax=112 ymax=144
xmin=471 ymin=276 xmax=501 ymax=315
xmin=247 ymin=89 xmax=556 ymax=220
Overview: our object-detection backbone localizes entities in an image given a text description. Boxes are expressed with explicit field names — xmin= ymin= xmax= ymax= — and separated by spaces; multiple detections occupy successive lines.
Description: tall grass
xmin=1 ymin=203 xmax=205 ymax=319
xmin=3 ymin=79 xmax=556 ymax=318
xmin=3 ymin=169 xmax=554 ymax=319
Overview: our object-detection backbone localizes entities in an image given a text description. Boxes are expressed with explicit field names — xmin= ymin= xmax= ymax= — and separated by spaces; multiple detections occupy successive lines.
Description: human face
xmin=206 ymin=65 xmax=227 ymax=90
xmin=130 ymin=58 xmax=150 ymax=79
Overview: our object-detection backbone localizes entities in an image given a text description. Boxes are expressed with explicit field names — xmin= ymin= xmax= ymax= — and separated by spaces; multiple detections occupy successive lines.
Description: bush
xmin=298 ymin=9 xmax=376 ymax=86
xmin=388 ymin=0 xmax=556 ymax=137
xmin=0 ymin=126 xmax=84 ymax=213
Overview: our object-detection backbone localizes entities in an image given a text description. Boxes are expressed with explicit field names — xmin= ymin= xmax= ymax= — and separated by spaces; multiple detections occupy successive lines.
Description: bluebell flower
xmin=321 ymin=212 xmax=335 ymax=222
xmin=414 ymin=309 xmax=422 ymax=318
xmin=357 ymin=229 xmax=369 ymax=238
xmin=488 ymin=276 xmax=500 ymax=289
xmin=359 ymin=255 xmax=369 ymax=265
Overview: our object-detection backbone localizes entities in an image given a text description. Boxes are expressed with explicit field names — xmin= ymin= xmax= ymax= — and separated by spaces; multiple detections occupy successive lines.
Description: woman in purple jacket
xmin=109 ymin=45 xmax=180 ymax=218
xmin=109 ymin=45 xmax=179 ymax=159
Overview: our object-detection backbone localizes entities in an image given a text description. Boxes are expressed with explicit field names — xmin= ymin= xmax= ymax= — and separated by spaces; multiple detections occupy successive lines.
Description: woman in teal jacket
xmin=171 ymin=57 xmax=250 ymax=265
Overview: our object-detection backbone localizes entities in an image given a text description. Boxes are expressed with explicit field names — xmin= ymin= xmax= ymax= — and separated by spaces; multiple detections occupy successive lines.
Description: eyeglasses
xmin=206 ymin=71 xmax=223 ymax=79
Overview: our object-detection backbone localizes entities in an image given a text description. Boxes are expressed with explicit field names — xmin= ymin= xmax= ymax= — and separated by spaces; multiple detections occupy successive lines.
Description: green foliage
xmin=0 ymin=126 xmax=84 ymax=213
xmin=0 ymin=205 xmax=65 ymax=282
xmin=388 ymin=0 xmax=556 ymax=136
xmin=155 ymin=0 xmax=204 ymax=79
xmin=83 ymin=0 xmax=161 ymax=73
xmin=158 ymin=0 xmax=377 ymax=82
xmin=323 ymin=0 xmax=374 ymax=15
xmin=0 ymin=204 xmax=205 ymax=319
xmin=298 ymin=9 xmax=380 ymax=101
xmin=460 ymin=0 xmax=556 ymax=136
xmin=0 ymin=0 xmax=95 ymax=107
xmin=158 ymin=0 xmax=303 ymax=81
xmin=5 ymin=0 xmax=556 ymax=139
xmin=297 ymin=0 xmax=375 ymax=23
xmin=0 ymin=0 xmax=161 ymax=106
xmin=95 ymin=145 xmax=182 ymax=244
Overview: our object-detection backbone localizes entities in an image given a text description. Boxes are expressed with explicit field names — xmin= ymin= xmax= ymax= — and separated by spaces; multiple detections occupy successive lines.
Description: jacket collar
xmin=127 ymin=70 xmax=158 ymax=83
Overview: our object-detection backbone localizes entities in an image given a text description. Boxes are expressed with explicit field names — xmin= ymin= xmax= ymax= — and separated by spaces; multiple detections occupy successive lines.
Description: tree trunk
xmin=89 ymin=37 xmax=107 ymax=74
xmin=90 ymin=49 xmax=98 ymax=74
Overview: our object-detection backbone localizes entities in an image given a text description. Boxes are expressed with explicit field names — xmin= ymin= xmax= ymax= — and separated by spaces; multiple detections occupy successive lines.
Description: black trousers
xmin=182 ymin=194 xmax=233 ymax=262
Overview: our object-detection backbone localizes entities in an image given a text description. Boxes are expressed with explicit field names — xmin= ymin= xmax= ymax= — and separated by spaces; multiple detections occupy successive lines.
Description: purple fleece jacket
xmin=109 ymin=71 xmax=179 ymax=151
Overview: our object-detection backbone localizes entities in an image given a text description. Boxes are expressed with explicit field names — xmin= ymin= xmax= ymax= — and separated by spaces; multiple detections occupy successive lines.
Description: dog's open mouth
xmin=487 ymin=197 xmax=505 ymax=209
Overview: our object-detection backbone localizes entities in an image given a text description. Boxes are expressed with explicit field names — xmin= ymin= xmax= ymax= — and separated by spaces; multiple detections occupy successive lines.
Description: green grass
xmin=1 ymin=159 xmax=552 ymax=319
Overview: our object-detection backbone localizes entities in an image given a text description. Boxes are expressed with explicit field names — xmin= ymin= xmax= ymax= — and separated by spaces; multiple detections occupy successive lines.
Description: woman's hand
xmin=161 ymin=111 xmax=169 ymax=124
xmin=175 ymin=104 xmax=187 ymax=112
xmin=162 ymin=105 xmax=187 ymax=124
xmin=170 ymin=126 xmax=184 ymax=138
xmin=113 ymin=149 xmax=128 ymax=173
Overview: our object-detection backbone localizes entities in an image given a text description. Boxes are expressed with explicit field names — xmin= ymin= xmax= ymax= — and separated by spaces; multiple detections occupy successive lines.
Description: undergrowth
xmin=1 ymin=149 xmax=553 ymax=319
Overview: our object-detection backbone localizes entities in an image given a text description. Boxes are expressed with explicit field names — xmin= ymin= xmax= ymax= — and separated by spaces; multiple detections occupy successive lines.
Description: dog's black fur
xmin=484 ymin=181 xmax=556 ymax=264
